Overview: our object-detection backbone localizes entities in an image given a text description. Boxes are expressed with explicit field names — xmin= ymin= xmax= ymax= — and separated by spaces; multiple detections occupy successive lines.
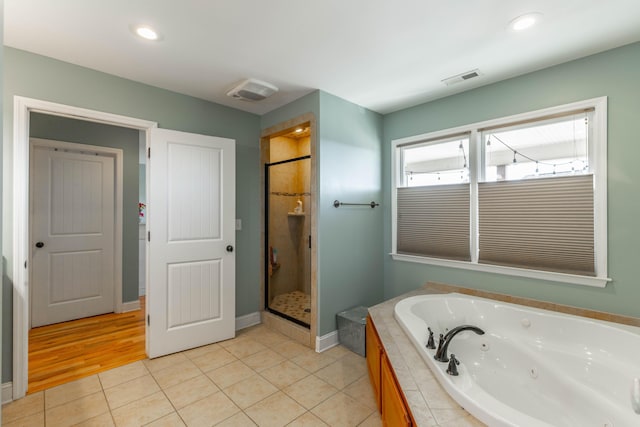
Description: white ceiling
xmin=5 ymin=1 xmax=640 ymax=115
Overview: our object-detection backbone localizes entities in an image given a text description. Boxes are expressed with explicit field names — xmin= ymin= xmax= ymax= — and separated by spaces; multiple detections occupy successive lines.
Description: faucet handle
xmin=446 ymin=354 xmax=460 ymax=376
xmin=426 ymin=327 xmax=436 ymax=349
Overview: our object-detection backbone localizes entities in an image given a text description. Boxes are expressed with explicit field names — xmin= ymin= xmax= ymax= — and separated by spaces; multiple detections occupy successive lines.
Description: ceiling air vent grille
xmin=442 ymin=69 xmax=482 ymax=86
xmin=227 ymin=78 xmax=278 ymax=101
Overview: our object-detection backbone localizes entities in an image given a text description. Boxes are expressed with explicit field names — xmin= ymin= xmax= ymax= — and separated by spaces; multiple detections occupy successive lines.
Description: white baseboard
xmin=2 ymin=382 xmax=13 ymax=404
xmin=315 ymin=330 xmax=339 ymax=352
xmin=235 ymin=312 xmax=261 ymax=331
xmin=120 ymin=300 xmax=141 ymax=313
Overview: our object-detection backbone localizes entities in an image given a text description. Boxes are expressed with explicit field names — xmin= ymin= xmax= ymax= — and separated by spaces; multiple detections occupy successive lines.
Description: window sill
xmin=390 ymin=253 xmax=611 ymax=288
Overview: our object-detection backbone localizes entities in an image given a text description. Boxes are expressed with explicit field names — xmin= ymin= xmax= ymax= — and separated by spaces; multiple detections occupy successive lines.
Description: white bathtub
xmin=394 ymin=293 xmax=640 ymax=427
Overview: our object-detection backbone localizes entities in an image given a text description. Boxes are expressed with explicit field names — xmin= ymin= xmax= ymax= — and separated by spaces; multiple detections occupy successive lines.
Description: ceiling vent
xmin=227 ymin=78 xmax=278 ymax=101
xmin=441 ymin=69 xmax=482 ymax=86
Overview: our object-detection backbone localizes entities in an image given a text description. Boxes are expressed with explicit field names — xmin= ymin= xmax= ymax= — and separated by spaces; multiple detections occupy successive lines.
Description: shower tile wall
xmin=269 ymin=136 xmax=311 ymax=307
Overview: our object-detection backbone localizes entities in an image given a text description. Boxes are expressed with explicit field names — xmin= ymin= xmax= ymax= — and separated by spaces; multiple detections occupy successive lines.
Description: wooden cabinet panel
xmin=382 ymin=353 xmax=412 ymax=427
xmin=366 ymin=315 xmax=382 ymax=412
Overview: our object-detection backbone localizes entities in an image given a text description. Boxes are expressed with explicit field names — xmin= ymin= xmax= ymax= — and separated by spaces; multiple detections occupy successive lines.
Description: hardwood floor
xmin=28 ymin=297 xmax=146 ymax=394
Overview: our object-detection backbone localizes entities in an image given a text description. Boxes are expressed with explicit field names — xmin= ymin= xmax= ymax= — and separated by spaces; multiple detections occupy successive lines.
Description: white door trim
xmin=12 ymin=96 xmax=158 ymax=399
xmin=30 ymin=138 xmax=124 ymax=323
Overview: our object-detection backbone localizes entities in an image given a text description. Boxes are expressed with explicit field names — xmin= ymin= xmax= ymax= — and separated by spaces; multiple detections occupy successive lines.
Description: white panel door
xmin=148 ymin=128 xmax=235 ymax=358
xmin=31 ymin=143 xmax=116 ymax=327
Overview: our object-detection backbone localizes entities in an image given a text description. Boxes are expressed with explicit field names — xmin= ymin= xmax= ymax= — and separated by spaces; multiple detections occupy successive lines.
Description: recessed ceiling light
xmin=133 ymin=25 xmax=160 ymax=41
xmin=295 ymin=128 xmax=303 ymax=133
xmin=509 ymin=13 xmax=541 ymax=31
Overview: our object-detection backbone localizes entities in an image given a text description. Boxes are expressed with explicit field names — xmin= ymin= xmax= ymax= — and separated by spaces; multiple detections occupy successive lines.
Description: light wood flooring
xmin=28 ymin=297 xmax=146 ymax=394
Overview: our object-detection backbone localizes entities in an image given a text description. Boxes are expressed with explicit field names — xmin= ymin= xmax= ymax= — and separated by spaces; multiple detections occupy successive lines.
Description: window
xmin=392 ymin=98 xmax=609 ymax=287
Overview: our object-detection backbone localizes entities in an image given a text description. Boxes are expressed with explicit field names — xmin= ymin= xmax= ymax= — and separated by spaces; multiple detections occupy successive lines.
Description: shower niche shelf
xmin=287 ymin=212 xmax=305 ymax=217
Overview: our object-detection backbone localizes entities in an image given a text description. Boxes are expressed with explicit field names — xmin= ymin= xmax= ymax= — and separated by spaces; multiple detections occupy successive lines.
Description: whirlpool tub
xmin=394 ymin=293 xmax=640 ymax=427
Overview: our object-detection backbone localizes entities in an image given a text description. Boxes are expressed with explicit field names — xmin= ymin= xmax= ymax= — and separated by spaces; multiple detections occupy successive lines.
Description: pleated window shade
xmin=397 ymin=184 xmax=470 ymax=261
xmin=478 ymin=174 xmax=595 ymax=275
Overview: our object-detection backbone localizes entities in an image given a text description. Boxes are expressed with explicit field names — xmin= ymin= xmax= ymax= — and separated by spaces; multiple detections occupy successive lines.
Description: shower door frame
xmin=264 ymin=155 xmax=312 ymax=328
xmin=260 ymin=113 xmax=317 ymax=349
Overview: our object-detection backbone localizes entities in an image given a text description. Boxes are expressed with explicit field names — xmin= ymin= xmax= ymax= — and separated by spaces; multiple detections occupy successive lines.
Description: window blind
xmin=478 ymin=174 xmax=595 ymax=275
xmin=397 ymin=184 xmax=470 ymax=261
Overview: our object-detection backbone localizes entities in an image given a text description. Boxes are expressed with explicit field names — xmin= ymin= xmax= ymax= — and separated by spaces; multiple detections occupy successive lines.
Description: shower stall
xmin=264 ymin=138 xmax=311 ymax=328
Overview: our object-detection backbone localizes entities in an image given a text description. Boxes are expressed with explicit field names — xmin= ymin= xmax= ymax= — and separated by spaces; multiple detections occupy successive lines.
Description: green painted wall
xmin=2 ymin=47 xmax=261 ymax=381
xmin=317 ymin=92 xmax=384 ymax=335
xmin=29 ymin=113 xmax=140 ymax=302
xmin=262 ymin=91 xmax=385 ymax=336
xmin=382 ymin=42 xmax=640 ymax=319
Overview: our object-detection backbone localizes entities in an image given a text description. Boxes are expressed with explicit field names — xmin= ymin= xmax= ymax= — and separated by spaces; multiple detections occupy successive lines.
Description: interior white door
xmin=30 ymin=142 xmax=116 ymax=327
xmin=148 ymin=128 xmax=235 ymax=358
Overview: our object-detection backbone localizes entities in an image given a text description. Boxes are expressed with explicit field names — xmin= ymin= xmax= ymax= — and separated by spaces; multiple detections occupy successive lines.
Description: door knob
xmin=35 ymin=241 xmax=45 ymax=248
xmin=226 ymin=245 xmax=234 ymax=252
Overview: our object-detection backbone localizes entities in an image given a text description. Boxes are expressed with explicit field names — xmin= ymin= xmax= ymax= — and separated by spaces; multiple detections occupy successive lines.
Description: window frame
xmin=391 ymin=97 xmax=609 ymax=288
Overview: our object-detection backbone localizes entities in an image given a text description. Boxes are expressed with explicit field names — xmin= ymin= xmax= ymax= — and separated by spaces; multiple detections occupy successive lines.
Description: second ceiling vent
xmin=442 ymin=69 xmax=482 ymax=86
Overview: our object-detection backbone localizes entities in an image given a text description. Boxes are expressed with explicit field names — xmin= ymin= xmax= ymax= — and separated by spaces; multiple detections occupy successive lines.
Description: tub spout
xmin=434 ymin=325 xmax=485 ymax=362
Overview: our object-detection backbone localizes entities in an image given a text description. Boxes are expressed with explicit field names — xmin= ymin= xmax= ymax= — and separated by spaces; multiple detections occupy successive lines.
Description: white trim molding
xmin=120 ymin=300 xmax=142 ymax=313
xmin=235 ymin=312 xmax=261 ymax=331
xmin=12 ymin=96 xmax=158 ymax=400
xmin=2 ymin=382 xmax=13 ymax=404
xmin=315 ymin=330 xmax=339 ymax=352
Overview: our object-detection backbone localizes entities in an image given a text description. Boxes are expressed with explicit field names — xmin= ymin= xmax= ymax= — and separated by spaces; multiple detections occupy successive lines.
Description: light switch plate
xmin=235 ymin=219 xmax=242 ymax=231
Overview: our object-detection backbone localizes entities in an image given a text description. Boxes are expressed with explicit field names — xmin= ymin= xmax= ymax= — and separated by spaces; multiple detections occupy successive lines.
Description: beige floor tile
xmin=1 ymin=391 xmax=44 ymax=424
xmin=321 ymin=345 xmax=351 ymax=359
xmin=111 ymin=391 xmax=174 ymax=427
xmin=250 ymin=330 xmax=291 ymax=348
xmin=225 ymin=338 xmax=268 ymax=359
xmin=191 ymin=347 xmax=237 ymax=372
xmin=74 ymin=412 xmax=116 ymax=427
xmin=245 ymin=392 xmax=306 ymax=427
xmin=271 ymin=341 xmax=311 ymax=359
xmin=152 ymin=359 xmax=202 ymax=389
xmin=357 ymin=411 xmax=382 ymax=427
xmin=214 ymin=411 xmax=257 ymax=426
xmin=1 ymin=410 xmax=44 ymax=427
xmin=207 ymin=360 xmax=255 ymax=389
xmin=283 ymin=375 xmax=337 ymax=410
xmin=242 ymin=348 xmax=286 ymax=372
xmin=99 ymin=361 xmax=149 ymax=389
xmin=104 ymin=374 xmax=160 ymax=409
xmin=46 ymin=391 xmax=110 ymax=427
xmin=182 ymin=342 xmax=221 ymax=360
xmin=163 ymin=374 xmax=219 ymax=409
xmin=314 ymin=357 xmax=366 ymax=390
xmin=178 ymin=391 xmax=240 ymax=426
xmin=342 ymin=376 xmax=377 ymax=410
xmin=311 ymin=392 xmax=374 ymax=427
xmin=144 ymin=353 xmax=189 ymax=373
xmin=223 ymin=375 xmax=278 ymax=409
xmin=290 ymin=352 xmax=336 ymax=373
xmin=260 ymin=361 xmax=309 ymax=389
xmin=45 ymin=375 xmax=103 ymax=409
xmin=144 ymin=412 xmax=187 ymax=427
xmin=286 ymin=412 xmax=328 ymax=427
xmin=218 ymin=335 xmax=251 ymax=348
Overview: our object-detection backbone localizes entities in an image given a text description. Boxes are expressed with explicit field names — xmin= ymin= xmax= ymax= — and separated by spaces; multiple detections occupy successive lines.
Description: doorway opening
xmin=260 ymin=115 xmax=317 ymax=347
xmin=12 ymin=96 xmax=157 ymax=400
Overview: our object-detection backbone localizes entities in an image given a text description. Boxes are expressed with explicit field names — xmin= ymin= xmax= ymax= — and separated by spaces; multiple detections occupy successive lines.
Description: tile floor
xmin=269 ymin=291 xmax=311 ymax=326
xmin=2 ymin=324 xmax=382 ymax=427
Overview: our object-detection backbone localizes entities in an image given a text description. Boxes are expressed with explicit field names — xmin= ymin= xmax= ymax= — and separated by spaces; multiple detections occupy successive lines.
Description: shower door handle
xmin=226 ymin=245 xmax=234 ymax=253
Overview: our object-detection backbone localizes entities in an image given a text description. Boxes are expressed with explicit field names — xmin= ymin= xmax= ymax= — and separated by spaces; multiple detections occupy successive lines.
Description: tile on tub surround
xmin=2 ymin=324 xmax=380 ymax=427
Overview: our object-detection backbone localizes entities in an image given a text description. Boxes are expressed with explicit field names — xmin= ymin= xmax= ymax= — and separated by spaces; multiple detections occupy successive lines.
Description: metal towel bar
xmin=333 ymin=200 xmax=379 ymax=208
